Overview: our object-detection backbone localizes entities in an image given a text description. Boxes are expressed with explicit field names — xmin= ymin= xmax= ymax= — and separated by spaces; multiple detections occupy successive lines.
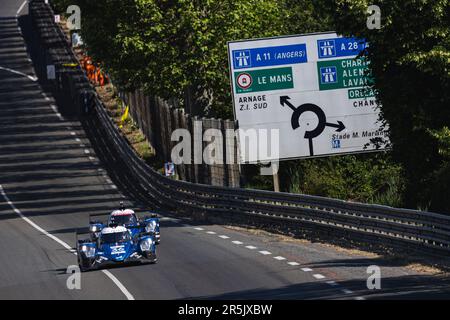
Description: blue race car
xmin=77 ymin=225 xmax=157 ymax=272
xmin=89 ymin=206 xmax=161 ymax=244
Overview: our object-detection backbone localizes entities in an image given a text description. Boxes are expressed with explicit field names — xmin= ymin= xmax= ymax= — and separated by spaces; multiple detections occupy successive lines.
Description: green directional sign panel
xmin=234 ymin=67 xmax=294 ymax=94
xmin=317 ymin=57 xmax=373 ymax=91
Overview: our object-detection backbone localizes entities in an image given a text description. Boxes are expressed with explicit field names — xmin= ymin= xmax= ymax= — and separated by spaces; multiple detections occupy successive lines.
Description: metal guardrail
xmin=30 ymin=0 xmax=450 ymax=257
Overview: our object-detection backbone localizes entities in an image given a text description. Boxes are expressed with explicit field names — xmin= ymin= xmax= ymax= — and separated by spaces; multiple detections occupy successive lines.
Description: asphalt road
xmin=1 ymin=0 xmax=450 ymax=300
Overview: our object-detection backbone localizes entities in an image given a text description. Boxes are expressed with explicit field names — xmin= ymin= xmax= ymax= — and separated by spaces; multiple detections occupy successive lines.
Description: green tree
xmin=71 ymin=0 xmax=286 ymax=118
xmin=326 ymin=0 xmax=450 ymax=212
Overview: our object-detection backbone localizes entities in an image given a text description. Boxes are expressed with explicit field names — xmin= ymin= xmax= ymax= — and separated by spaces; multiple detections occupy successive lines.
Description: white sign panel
xmin=227 ymin=32 xmax=388 ymax=163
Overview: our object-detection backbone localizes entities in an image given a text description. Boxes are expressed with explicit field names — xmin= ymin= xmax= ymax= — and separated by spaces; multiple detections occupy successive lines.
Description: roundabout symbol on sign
xmin=237 ymin=72 xmax=253 ymax=90
xmin=280 ymin=96 xmax=346 ymax=156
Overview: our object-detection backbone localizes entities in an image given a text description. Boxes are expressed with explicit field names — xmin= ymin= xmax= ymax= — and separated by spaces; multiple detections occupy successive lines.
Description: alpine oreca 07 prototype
xmin=76 ymin=206 xmax=160 ymax=272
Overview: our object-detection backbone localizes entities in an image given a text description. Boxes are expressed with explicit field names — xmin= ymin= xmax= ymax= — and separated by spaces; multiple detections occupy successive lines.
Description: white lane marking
xmin=84 ymin=149 xmax=90 ymax=154
xmin=16 ymin=0 xmax=27 ymax=16
xmin=194 ymin=227 xmax=204 ymax=231
xmin=111 ymin=185 xmax=118 ymax=189
xmin=75 ymin=138 xmax=81 ymax=142
xmin=70 ymin=132 xmax=76 ymax=136
xmin=79 ymin=143 xmax=85 ymax=147
xmin=326 ymin=280 xmax=338 ymax=286
xmin=259 ymin=250 xmax=271 ymax=255
xmin=341 ymin=289 xmax=353 ymax=294
xmin=0 ymin=66 xmax=38 ymax=82
xmin=101 ymin=270 xmax=134 ymax=301
xmin=273 ymin=256 xmax=286 ymax=261
xmin=106 ymin=179 xmax=112 ymax=184
xmin=232 ymin=241 xmax=243 ymax=245
xmin=313 ymin=274 xmax=326 ymax=280
xmin=355 ymin=297 xmax=366 ymax=300
xmin=0 ymin=185 xmax=134 ymax=300
xmin=50 ymin=105 xmax=63 ymax=120
xmin=301 ymin=268 xmax=313 ymax=272
xmin=245 ymin=245 xmax=257 ymax=250
xmin=206 ymin=231 xmax=216 ymax=235
xmin=218 ymin=235 xmax=229 ymax=239
xmin=287 ymin=262 xmax=299 ymax=266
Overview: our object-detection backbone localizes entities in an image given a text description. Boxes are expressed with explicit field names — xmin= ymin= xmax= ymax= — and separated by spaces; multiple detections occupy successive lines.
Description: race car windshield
xmin=110 ymin=214 xmax=136 ymax=225
xmin=101 ymin=231 xmax=131 ymax=244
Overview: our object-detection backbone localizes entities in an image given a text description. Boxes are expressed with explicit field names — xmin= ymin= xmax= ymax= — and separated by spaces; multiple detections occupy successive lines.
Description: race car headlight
xmin=140 ymin=239 xmax=153 ymax=252
xmin=81 ymin=245 xmax=96 ymax=258
xmin=145 ymin=221 xmax=156 ymax=233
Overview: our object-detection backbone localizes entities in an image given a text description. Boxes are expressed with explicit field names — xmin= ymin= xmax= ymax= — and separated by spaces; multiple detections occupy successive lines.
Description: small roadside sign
xmin=164 ymin=162 xmax=175 ymax=177
xmin=46 ymin=65 xmax=56 ymax=80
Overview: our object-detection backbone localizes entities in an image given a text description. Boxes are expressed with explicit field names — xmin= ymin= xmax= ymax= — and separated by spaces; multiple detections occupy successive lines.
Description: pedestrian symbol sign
xmin=320 ymin=67 xmax=338 ymax=84
xmin=318 ymin=40 xmax=336 ymax=58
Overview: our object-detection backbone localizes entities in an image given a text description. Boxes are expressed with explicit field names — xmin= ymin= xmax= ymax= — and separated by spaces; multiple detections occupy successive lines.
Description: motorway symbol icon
xmin=280 ymin=96 xmax=345 ymax=156
xmin=234 ymin=50 xmax=251 ymax=68
xmin=320 ymin=66 xmax=337 ymax=84
xmin=332 ymin=139 xmax=341 ymax=149
xmin=318 ymin=40 xmax=336 ymax=58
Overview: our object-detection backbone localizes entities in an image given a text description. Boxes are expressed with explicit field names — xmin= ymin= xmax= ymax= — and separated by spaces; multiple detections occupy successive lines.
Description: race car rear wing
xmin=75 ymin=229 xmax=92 ymax=245
xmin=89 ymin=212 xmax=108 ymax=224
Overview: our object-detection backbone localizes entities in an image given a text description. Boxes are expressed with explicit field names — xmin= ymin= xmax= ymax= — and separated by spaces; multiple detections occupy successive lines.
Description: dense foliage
xmin=328 ymin=0 xmax=450 ymax=212
xmin=51 ymin=0 xmax=449 ymax=212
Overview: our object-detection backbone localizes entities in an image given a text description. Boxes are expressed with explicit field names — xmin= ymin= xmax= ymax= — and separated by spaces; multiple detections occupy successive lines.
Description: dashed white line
xmin=301 ymin=268 xmax=313 ymax=272
xmin=84 ymin=149 xmax=90 ymax=154
xmin=70 ymin=132 xmax=76 ymax=136
xmin=232 ymin=241 xmax=243 ymax=245
xmin=273 ymin=256 xmax=286 ymax=261
xmin=75 ymin=138 xmax=81 ymax=142
xmin=16 ymin=0 xmax=27 ymax=16
xmin=194 ymin=227 xmax=204 ymax=231
xmin=245 ymin=245 xmax=257 ymax=250
xmin=218 ymin=235 xmax=230 ymax=239
xmin=287 ymin=262 xmax=300 ymax=266
xmin=313 ymin=274 xmax=326 ymax=280
xmin=355 ymin=297 xmax=366 ymax=300
xmin=259 ymin=250 xmax=272 ymax=255
xmin=206 ymin=231 xmax=216 ymax=235
xmin=0 ymin=185 xmax=134 ymax=300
